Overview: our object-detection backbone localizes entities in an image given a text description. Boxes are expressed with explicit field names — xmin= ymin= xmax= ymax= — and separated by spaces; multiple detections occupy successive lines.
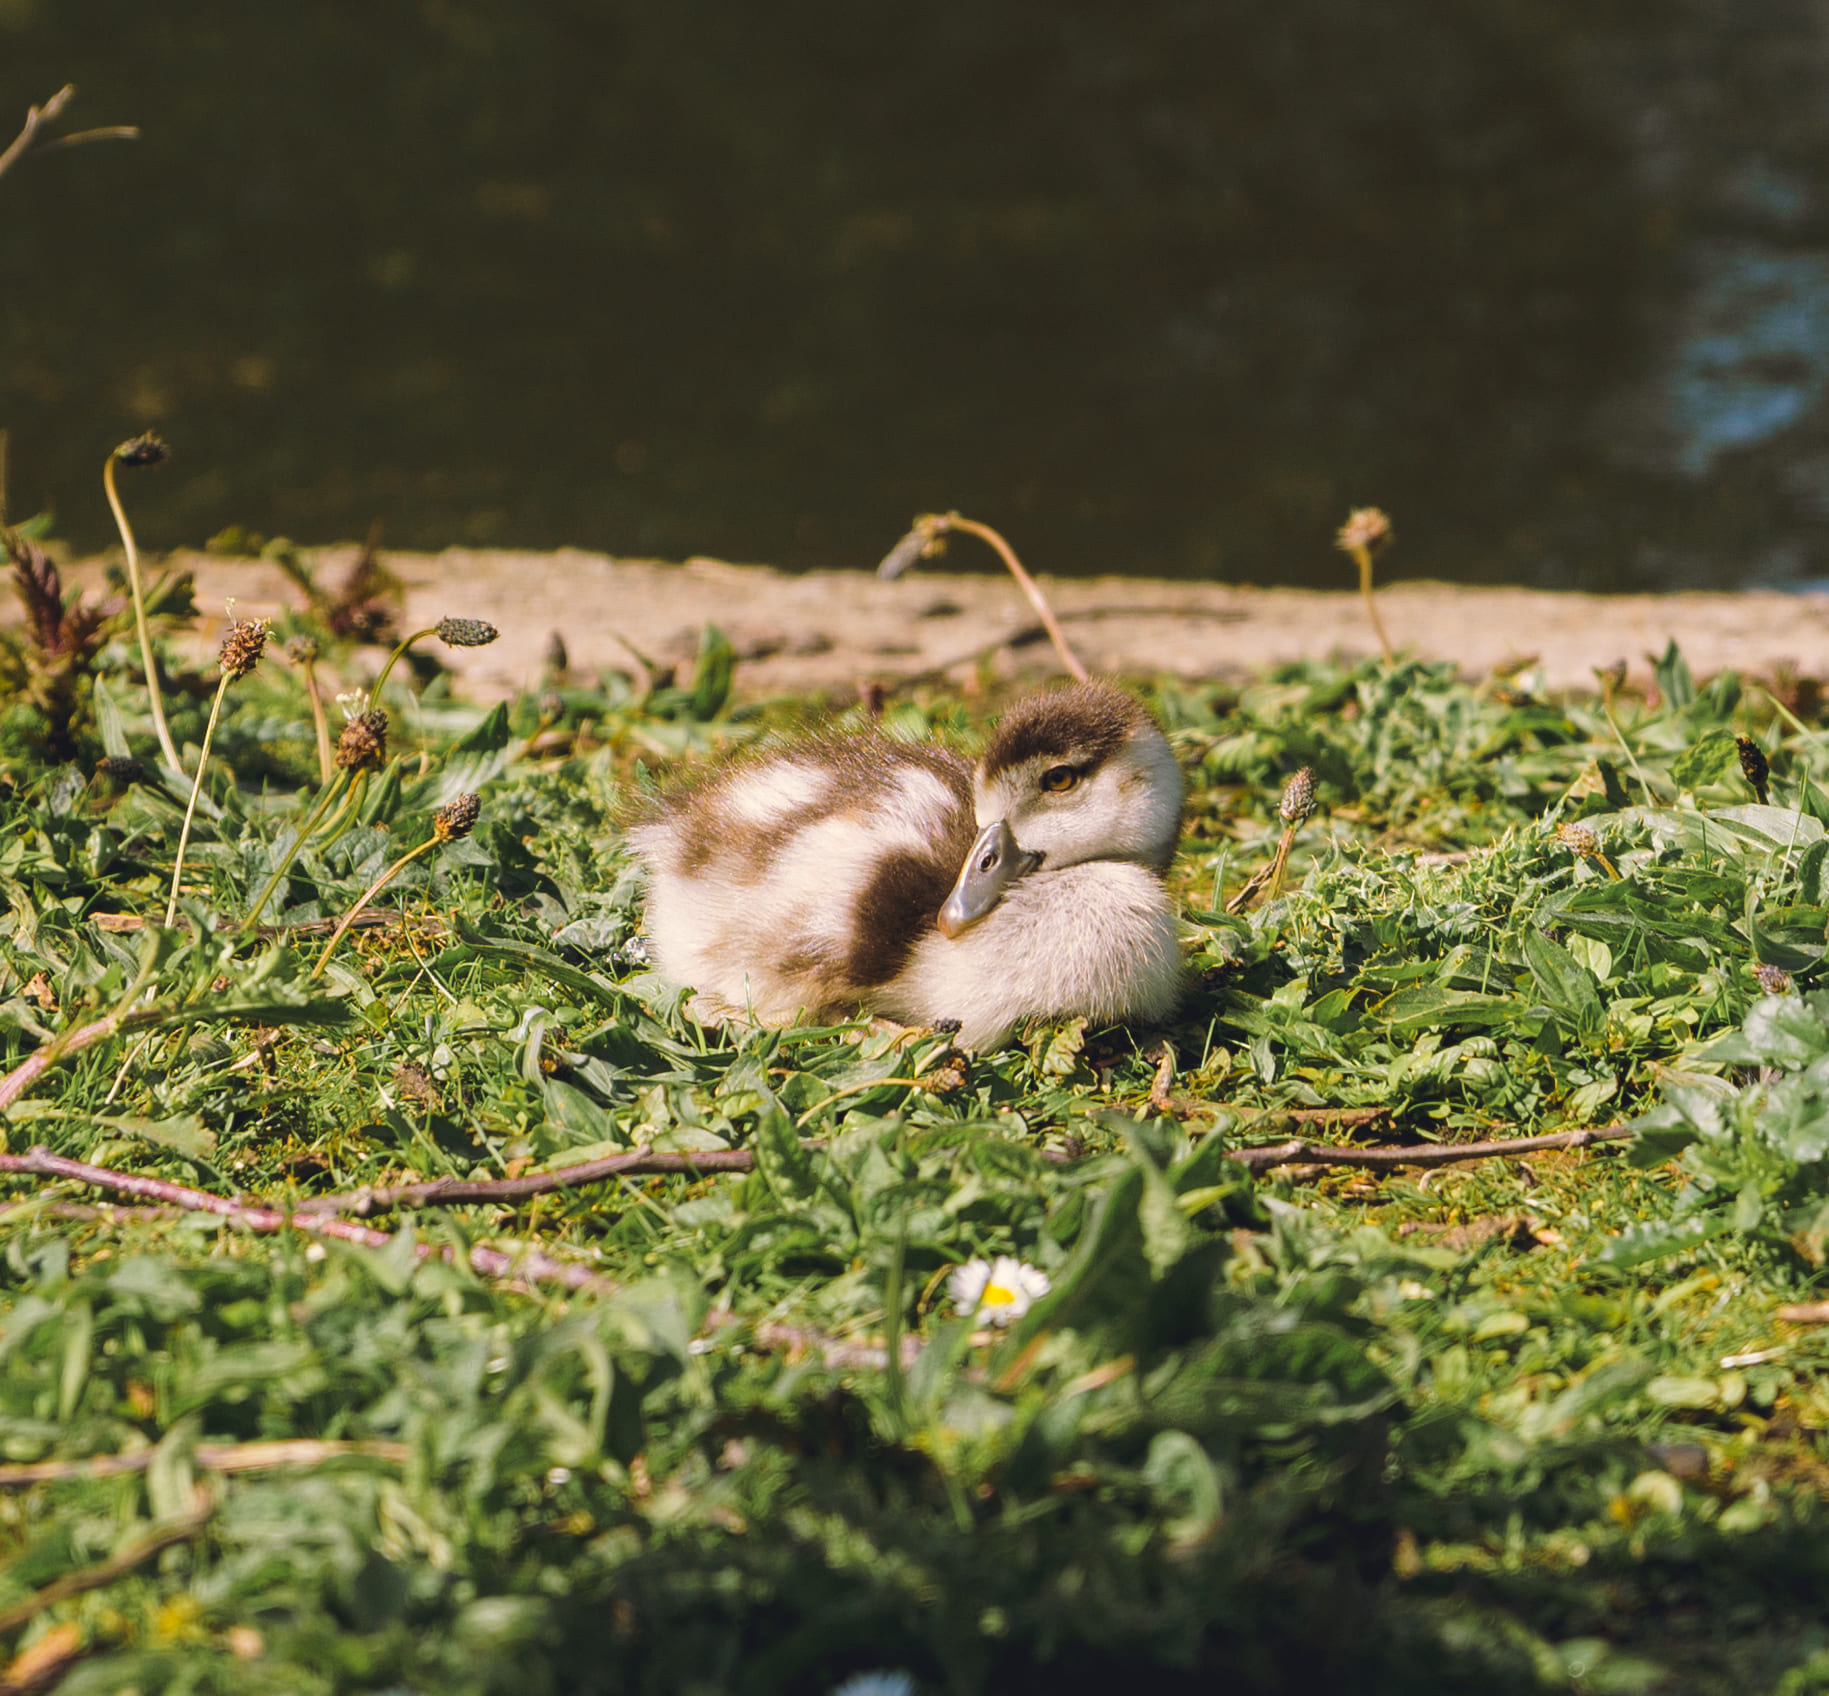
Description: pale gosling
xmin=625 ymin=680 xmax=1183 ymax=1050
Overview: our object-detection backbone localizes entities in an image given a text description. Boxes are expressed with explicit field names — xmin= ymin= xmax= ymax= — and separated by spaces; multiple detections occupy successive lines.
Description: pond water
xmin=4 ymin=0 xmax=1829 ymax=590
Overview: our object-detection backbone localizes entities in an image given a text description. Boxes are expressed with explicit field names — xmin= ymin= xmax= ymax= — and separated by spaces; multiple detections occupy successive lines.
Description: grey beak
xmin=937 ymin=820 xmax=1043 ymax=938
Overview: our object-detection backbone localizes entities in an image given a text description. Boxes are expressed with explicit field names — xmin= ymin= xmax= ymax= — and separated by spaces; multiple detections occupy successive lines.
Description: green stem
xmin=165 ymin=672 xmax=231 ymax=926
xmin=311 ymin=836 xmax=439 ymax=978
xmin=315 ymin=768 xmax=368 ymax=850
xmin=302 ymin=658 xmax=333 ymax=785
xmin=105 ymin=452 xmax=181 ymax=773
xmin=241 ymin=771 xmax=348 ymax=930
xmin=368 ymin=627 xmax=437 ymax=703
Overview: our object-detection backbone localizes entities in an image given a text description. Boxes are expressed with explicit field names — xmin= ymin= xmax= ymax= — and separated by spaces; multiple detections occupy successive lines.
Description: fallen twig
xmin=1230 ymin=1124 xmax=1633 ymax=1172
xmin=0 ymin=1122 xmax=1633 ymax=1282
xmin=290 ymin=1145 xmax=760 ymax=1215
xmin=0 ymin=1006 xmax=167 ymax=1115
xmin=0 ymin=1147 xmax=609 ymax=1292
xmin=0 ymin=1438 xmax=408 ymax=1489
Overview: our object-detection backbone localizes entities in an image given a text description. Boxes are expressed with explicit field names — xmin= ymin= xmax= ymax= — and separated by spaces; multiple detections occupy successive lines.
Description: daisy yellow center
xmin=981 ymin=1283 xmax=1016 ymax=1306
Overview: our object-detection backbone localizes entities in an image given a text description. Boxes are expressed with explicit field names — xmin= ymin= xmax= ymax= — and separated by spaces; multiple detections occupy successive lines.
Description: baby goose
xmin=626 ymin=680 xmax=1184 ymax=1050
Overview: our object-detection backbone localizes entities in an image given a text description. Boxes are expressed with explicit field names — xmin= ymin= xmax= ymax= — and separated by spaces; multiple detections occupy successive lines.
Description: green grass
xmin=7 ymin=609 xmax=1829 ymax=1695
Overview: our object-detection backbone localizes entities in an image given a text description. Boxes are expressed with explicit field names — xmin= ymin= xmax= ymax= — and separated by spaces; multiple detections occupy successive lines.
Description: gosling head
xmin=937 ymin=681 xmax=1183 ymax=937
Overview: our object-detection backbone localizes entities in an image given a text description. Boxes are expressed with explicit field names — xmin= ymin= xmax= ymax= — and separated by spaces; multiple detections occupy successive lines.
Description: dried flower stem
xmin=164 ymin=670 xmax=231 ymax=925
xmin=302 ymin=654 xmax=333 ymax=783
xmin=1335 ymin=508 xmax=1395 ymax=664
xmin=881 ymin=512 xmax=1088 ymax=681
xmin=310 ymin=836 xmax=440 ymax=978
xmin=1227 ymin=768 xmax=1314 ymax=912
xmin=103 ymin=450 xmax=181 ymax=772
xmin=1348 ymin=541 xmax=1393 ymax=662
xmin=241 ymin=772 xmax=349 ymax=930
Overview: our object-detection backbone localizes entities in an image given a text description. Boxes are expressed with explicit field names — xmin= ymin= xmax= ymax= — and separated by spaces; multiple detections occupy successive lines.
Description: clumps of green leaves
xmin=12 ymin=631 xmax=1829 ymax=1689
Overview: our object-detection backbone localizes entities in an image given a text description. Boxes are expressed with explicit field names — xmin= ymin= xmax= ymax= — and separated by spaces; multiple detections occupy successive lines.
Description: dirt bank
xmin=34 ymin=546 xmax=1829 ymax=701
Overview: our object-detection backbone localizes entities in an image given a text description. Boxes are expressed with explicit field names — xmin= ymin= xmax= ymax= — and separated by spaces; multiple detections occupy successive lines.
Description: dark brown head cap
xmin=978 ymin=681 xmax=1156 ymax=781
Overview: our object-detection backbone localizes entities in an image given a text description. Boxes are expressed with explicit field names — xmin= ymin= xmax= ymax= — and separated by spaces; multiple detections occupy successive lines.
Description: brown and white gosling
xmin=625 ymin=680 xmax=1184 ymax=1050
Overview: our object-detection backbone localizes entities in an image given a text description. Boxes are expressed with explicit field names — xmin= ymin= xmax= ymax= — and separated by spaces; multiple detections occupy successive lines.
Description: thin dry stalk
xmin=0 ymin=1438 xmax=408 ymax=1489
xmin=1227 ymin=767 xmax=1315 ymax=912
xmin=164 ymin=674 xmax=230 ymax=925
xmin=103 ymin=439 xmax=181 ymax=771
xmin=310 ymin=794 xmax=477 ymax=978
xmin=310 ymin=838 xmax=440 ymax=977
xmin=0 ymin=1147 xmax=609 ymax=1292
xmin=878 ymin=511 xmax=1088 ymax=681
xmin=295 ymin=648 xmax=334 ymax=783
xmin=1335 ymin=507 xmax=1395 ymax=664
xmin=1229 ymin=1124 xmax=1632 ymax=1172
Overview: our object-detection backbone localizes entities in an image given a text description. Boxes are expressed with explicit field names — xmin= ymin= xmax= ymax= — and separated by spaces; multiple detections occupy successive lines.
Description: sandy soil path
xmin=33 ymin=546 xmax=1829 ymax=701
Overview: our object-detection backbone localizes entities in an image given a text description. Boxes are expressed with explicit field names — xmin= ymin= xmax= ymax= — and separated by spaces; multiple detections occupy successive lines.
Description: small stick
xmin=0 ymin=1147 xmax=608 ymax=1292
xmin=248 ymin=1123 xmax=1636 ymax=1224
xmin=291 ymin=1146 xmax=767 ymax=1214
xmin=0 ymin=84 xmax=136 ymax=185
xmin=1229 ymin=1124 xmax=1633 ymax=1172
xmin=0 ymin=84 xmax=76 ymax=180
xmin=878 ymin=512 xmax=1089 ymax=681
xmin=0 ymin=1438 xmax=408 ymax=1489
xmin=0 ymin=999 xmax=167 ymax=1115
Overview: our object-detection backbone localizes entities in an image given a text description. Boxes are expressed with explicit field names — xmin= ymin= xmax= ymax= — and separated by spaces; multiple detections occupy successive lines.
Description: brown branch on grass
xmin=1230 ymin=1123 xmax=1634 ymax=1173
xmin=0 ymin=1486 xmax=211 ymax=1640
xmin=288 ymin=1146 xmax=761 ymax=1215
xmin=0 ymin=1438 xmax=408 ymax=1490
xmin=0 ymin=1007 xmax=168 ymax=1115
xmin=0 ymin=1124 xmax=1633 ymax=1291
xmin=0 ymin=1147 xmax=609 ymax=1293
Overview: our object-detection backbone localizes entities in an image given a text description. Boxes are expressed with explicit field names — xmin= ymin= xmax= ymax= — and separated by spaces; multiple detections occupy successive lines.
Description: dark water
xmin=3 ymin=1 xmax=1828 ymax=590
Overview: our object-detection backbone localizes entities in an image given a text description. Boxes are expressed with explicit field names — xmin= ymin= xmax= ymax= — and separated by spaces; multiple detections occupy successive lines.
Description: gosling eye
xmin=1040 ymin=764 xmax=1079 ymax=794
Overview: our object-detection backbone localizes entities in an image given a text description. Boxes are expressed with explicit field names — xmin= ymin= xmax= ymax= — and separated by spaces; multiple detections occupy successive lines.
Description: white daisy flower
xmin=948 ymin=1255 xmax=1050 ymax=1326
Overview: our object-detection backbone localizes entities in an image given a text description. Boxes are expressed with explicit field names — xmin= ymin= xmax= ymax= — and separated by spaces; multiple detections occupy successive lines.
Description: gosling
xmin=625 ymin=680 xmax=1183 ymax=1050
